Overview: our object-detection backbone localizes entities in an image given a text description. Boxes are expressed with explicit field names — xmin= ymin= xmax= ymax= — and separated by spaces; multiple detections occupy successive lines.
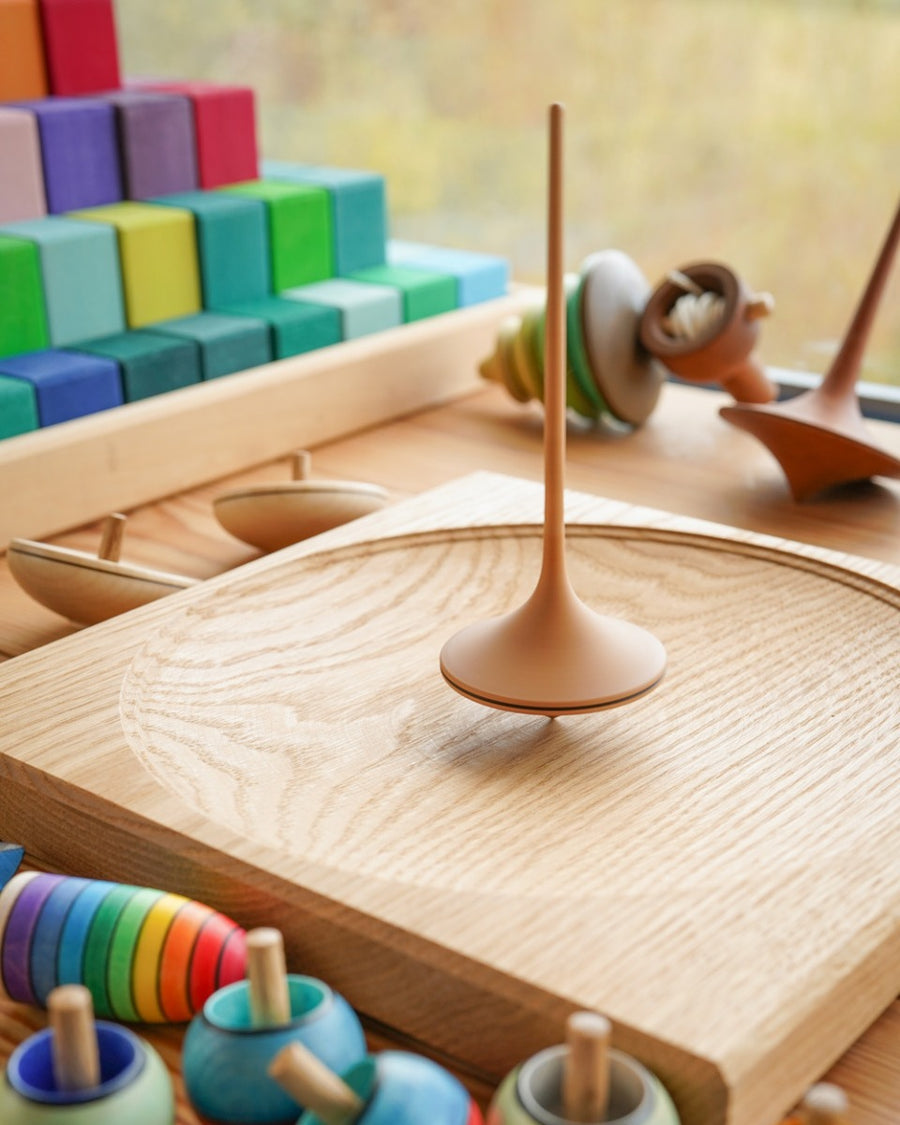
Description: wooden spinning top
xmin=720 ymin=195 xmax=900 ymax=500
xmin=214 ymin=450 xmax=390 ymax=552
xmin=7 ymin=512 xmax=196 ymax=625
xmin=440 ymin=104 xmax=666 ymax=716
xmin=639 ymin=262 xmax=776 ymax=403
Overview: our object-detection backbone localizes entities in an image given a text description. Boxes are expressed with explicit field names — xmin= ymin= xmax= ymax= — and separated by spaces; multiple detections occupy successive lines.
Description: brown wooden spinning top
xmin=439 ymin=103 xmax=666 ymax=716
xmin=720 ymin=195 xmax=900 ymax=500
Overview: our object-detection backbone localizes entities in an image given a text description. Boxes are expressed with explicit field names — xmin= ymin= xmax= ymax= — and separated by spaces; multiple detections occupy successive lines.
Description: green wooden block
xmin=220 ymin=180 xmax=333 ymax=291
xmin=75 ymin=329 xmax=201 ymax=402
xmin=0 ymin=234 xmax=49 ymax=358
xmin=218 ymin=296 xmax=340 ymax=360
xmin=262 ymin=161 xmax=387 ymax=275
xmin=0 ymin=216 xmax=125 ymax=346
xmin=0 ymin=373 xmax=39 ymax=438
xmin=349 ymin=263 xmax=457 ymax=322
xmin=148 ymin=311 xmax=271 ymax=380
xmin=152 ymin=190 xmax=271 ymax=307
xmin=280 ymin=278 xmax=401 ymax=340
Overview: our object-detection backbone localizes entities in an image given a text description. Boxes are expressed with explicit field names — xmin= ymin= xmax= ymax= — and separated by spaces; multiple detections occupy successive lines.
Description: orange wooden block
xmin=0 ymin=0 xmax=47 ymax=100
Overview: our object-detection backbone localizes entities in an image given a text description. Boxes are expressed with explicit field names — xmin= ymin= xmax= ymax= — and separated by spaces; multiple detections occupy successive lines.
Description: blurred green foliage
xmin=117 ymin=0 xmax=900 ymax=384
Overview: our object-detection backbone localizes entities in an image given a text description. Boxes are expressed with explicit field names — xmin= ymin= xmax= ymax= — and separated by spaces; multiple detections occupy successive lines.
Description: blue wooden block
xmin=387 ymin=240 xmax=509 ymax=306
xmin=0 ymin=348 xmax=122 ymax=426
xmin=13 ymin=97 xmax=122 ymax=213
xmin=0 ymin=374 xmax=39 ymax=438
xmin=148 ymin=311 xmax=271 ymax=380
xmin=280 ymin=278 xmax=401 ymax=340
xmin=215 ymin=296 xmax=340 ymax=360
xmin=0 ymin=843 xmax=24 ymax=889
xmin=0 ymin=215 xmax=125 ymax=345
xmin=262 ymin=160 xmax=387 ymax=275
xmin=152 ymin=190 xmax=270 ymax=307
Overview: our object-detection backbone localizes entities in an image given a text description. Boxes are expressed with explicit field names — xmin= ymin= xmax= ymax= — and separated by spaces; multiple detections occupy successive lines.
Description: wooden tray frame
xmin=0 ymin=291 xmax=530 ymax=548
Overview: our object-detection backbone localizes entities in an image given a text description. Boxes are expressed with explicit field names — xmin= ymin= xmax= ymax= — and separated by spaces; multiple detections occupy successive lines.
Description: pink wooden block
xmin=0 ymin=108 xmax=46 ymax=223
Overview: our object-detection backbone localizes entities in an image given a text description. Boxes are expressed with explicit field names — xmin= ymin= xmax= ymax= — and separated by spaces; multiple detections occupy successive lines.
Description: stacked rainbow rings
xmin=0 ymin=871 xmax=246 ymax=1022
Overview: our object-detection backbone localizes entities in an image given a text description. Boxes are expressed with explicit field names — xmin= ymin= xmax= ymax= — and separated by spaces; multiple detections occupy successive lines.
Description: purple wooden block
xmin=14 ymin=97 xmax=122 ymax=213
xmin=0 ymin=348 xmax=123 ymax=425
xmin=102 ymin=90 xmax=198 ymax=200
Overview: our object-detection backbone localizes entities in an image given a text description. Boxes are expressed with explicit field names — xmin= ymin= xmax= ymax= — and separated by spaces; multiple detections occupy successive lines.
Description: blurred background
xmin=117 ymin=0 xmax=900 ymax=387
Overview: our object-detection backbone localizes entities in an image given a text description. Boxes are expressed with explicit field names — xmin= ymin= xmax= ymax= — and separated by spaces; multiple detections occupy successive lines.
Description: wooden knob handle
xmin=246 ymin=927 xmax=291 ymax=1027
xmin=269 ymin=1040 xmax=364 ymax=1125
xmin=563 ymin=1011 xmax=611 ymax=1122
xmin=291 ymin=451 xmax=312 ymax=482
xmin=48 ymin=984 xmax=101 ymax=1093
xmin=98 ymin=513 xmax=126 ymax=562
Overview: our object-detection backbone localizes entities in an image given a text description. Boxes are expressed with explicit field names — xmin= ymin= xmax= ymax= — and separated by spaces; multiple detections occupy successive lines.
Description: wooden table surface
xmin=1 ymin=379 xmax=899 ymax=1122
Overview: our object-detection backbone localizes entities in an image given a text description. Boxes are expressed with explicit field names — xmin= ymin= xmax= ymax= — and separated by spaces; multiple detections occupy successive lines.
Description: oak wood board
xmin=0 ymin=472 xmax=898 ymax=1125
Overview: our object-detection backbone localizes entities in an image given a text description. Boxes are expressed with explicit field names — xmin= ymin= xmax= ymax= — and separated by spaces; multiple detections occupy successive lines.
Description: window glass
xmin=119 ymin=0 xmax=900 ymax=388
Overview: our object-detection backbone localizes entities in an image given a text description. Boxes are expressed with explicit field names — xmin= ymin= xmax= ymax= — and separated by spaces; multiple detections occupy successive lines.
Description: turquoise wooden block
xmin=0 ymin=373 xmax=39 ymax=438
xmin=0 ymin=215 xmax=125 ymax=345
xmin=74 ymin=329 xmax=201 ymax=402
xmin=152 ymin=190 xmax=270 ymax=307
xmin=349 ymin=263 xmax=456 ymax=323
xmin=262 ymin=160 xmax=387 ymax=275
xmin=148 ymin=311 xmax=271 ymax=380
xmin=387 ymin=240 xmax=509 ymax=307
xmin=216 ymin=296 xmax=341 ymax=360
xmin=280 ymin=278 xmax=401 ymax=341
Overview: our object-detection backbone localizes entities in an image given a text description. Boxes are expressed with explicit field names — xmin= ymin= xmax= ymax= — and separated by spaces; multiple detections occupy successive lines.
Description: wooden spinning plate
xmin=1 ymin=474 xmax=898 ymax=1125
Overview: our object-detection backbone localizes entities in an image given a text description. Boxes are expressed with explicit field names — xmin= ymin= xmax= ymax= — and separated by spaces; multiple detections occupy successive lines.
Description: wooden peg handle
xmin=98 ymin=513 xmax=126 ymax=562
xmin=246 ymin=927 xmax=291 ymax=1027
xmin=563 ymin=1011 xmax=611 ymax=1122
xmin=292 ymin=451 xmax=312 ymax=481
xmin=48 ymin=984 xmax=101 ymax=1093
xmin=800 ymin=1083 xmax=849 ymax=1125
xmin=745 ymin=293 xmax=775 ymax=321
xmin=269 ymin=1040 xmax=364 ymax=1125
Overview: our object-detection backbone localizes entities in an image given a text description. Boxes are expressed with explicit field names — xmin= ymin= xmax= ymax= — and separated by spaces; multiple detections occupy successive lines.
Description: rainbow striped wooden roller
xmin=0 ymin=851 xmax=246 ymax=1023
xmin=479 ymin=251 xmax=666 ymax=429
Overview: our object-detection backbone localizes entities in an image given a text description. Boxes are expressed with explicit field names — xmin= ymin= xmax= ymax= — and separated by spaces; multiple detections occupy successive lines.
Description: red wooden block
xmin=136 ymin=80 xmax=258 ymax=188
xmin=39 ymin=0 xmax=120 ymax=95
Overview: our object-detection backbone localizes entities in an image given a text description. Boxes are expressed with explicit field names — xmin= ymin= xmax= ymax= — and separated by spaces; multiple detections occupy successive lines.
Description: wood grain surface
xmin=0 ymin=473 xmax=898 ymax=1125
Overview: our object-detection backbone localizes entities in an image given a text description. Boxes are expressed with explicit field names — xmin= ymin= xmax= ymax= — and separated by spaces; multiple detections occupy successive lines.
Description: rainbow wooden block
xmin=16 ymin=96 xmax=122 ymax=213
xmin=149 ymin=311 xmax=271 ymax=380
xmin=388 ymin=240 xmax=509 ymax=307
xmin=0 ymin=234 xmax=48 ymax=358
xmin=222 ymin=179 xmax=333 ymax=291
xmin=0 ymin=869 xmax=246 ymax=1021
xmin=216 ymin=296 xmax=341 ymax=360
xmin=0 ymin=373 xmax=39 ymax=438
xmin=0 ymin=216 xmax=124 ymax=345
xmin=102 ymin=90 xmax=198 ymax=200
xmin=38 ymin=0 xmax=120 ymax=95
xmin=0 ymin=108 xmax=46 ymax=223
xmin=0 ymin=0 xmax=47 ymax=100
xmin=0 ymin=348 xmax=121 ymax=425
xmin=74 ymin=329 xmax=201 ymax=402
xmin=135 ymin=80 xmax=258 ymax=188
xmin=350 ymin=263 xmax=457 ymax=322
xmin=152 ymin=189 xmax=270 ymax=307
xmin=70 ymin=201 xmax=201 ymax=328
xmin=262 ymin=160 xmax=388 ymax=275
xmin=281 ymin=277 xmax=402 ymax=340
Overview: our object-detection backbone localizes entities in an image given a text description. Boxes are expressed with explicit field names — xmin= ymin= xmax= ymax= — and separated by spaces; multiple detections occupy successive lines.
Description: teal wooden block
xmin=0 ymin=216 xmax=125 ymax=346
xmin=148 ymin=311 xmax=271 ymax=380
xmin=217 ymin=296 xmax=340 ymax=360
xmin=262 ymin=161 xmax=387 ymax=275
xmin=349 ymin=263 xmax=456 ymax=322
xmin=0 ymin=234 xmax=48 ymax=358
xmin=387 ymin=240 xmax=509 ymax=307
xmin=0 ymin=373 xmax=39 ymax=438
xmin=152 ymin=190 xmax=270 ymax=307
xmin=74 ymin=329 xmax=201 ymax=401
xmin=220 ymin=180 xmax=333 ymax=291
xmin=280 ymin=278 xmax=401 ymax=340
